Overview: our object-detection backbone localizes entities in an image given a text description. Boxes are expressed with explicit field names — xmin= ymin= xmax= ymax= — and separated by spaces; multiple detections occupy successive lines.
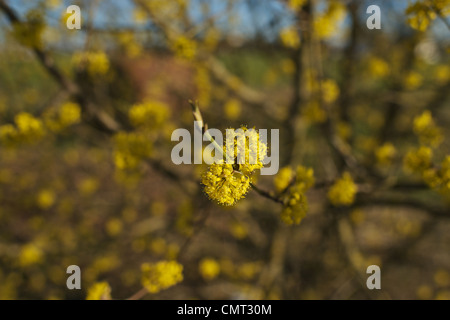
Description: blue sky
xmin=1 ymin=0 xmax=449 ymax=45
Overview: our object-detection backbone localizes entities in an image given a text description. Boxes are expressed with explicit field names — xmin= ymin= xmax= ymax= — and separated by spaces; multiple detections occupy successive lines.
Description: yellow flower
xmin=223 ymin=99 xmax=242 ymax=120
xmin=296 ymin=165 xmax=315 ymax=191
xmin=113 ymin=131 xmax=153 ymax=170
xmin=274 ymin=166 xmax=294 ymax=193
xmin=322 ymin=79 xmax=340 ymax=104
xmin=403 ymin=146 xmax=432 ymax=174
xmin=375 ymin=142 xmax=397 ymax=166
xmin=202 ymin=162 xmax=251 ymax=206
xmin=288 ymin=0 xmax=307 ymax=11
xmin=406 ymin=2 xmax=436 ymax=31
xmin=404 ymin=71 xmax=423 ymax=90
xmin=170 ymin=36 xmax=196 ymax=60
xmin=199 ymin=258 xmax=220 ymax=281
xmin=313 ymin=1 xmax=346 ymax=40
xmin=303 ymin=100 xmax=327 ymax=123
xmin=280 ymin=165 xmax=314 ymax=225
xmin=368 ymin=57 xmax=390 ymax=78
xmin=141 ymin=260 xmax=183 ymax=294
xmin=413 ymin=110 xmax=443 ymax=147
xmin=281 ymin=186 xmax=308 ymax=225
xmin=45 ymin=102 xmax=81 ymax=132
xmin=12 ymin=10 xmax=45 ymax=49
xmin=86 ymin=282 xmax=111 ymax=300
xmin=128 ymin=101 xmax=170 ymax=129
xmin=37 ymin=189 xmax=56 ymax=209
xmin=328 ymin=172 xmax=357 ymax=206
xmin=19 ymin=243 xmax=43 ymax=267
xmin=280 ymin=27 xmax=300 ymax=49
xmin=72 ymin=51 xmax=110 ymax=76
xmin=15 ymin=112 xmax=45 ymax=142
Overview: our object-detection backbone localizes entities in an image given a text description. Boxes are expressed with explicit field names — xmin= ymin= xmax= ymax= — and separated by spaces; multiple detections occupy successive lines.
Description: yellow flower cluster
xmin=406 ymin=1 xmax=438 ymax=31
xmin=423 ymin=156 xmax=450 ymax=197
xmin=280 ymin=165 xmax=315 ymax=225
xmin=113 ymin=131 xmax=153 ymax=170
xmin=327 ymin=172 xmax=357 ymax=206
xmin=141 ymin=260 xmax=183 ymax=294
xmin=368 ymin=57 xmax=390 ymax=78
xmin=375 ymin=142 xmax=397 ymax=166
xmin=44 ymin=102 xmax=81 ymax=132
xmin=202 ymin=127 xmax=267 ymax=206
xmin=86 ymin=282 xmax=112 ymax=300
xmin=12 ymin=10 xmax=45 ymax=49
xmin=225 ymin=127 xmax=268 ymax=176
xmin=288 ymin=0 xmax=307 ymax=11
xmin=280 ymin=27 xmax=300 ymax=49
xmin=322 ymin=79 xmax=340 ymax=104
xmin=436 ymin=65 xmax=450 ymax=84
xmin=19 ymin=243 xmax=43 ymax=267
xmin=170 ymin=36 xmax=197 ymax=60
xmin=0 ymin=112 xmax=45 ymax=146
xmin=128 ymin=100 xmax=170 ymax=129
xmin=313 ymin=1 xmax=346 ymax=40
xmin=37 ymin=189 xmax=56 ymax=210
xmin=202 ymin=162 xmax=251 ymax=206
xmin=281 ymin=187 xmax=308 ymax=225
xmin=303 ymin=100 xmax=327 ymax=124
xmin=118 ymin=32 xmax=142 ymax=58
xmin=199 ymin=258 xmax=220 ymax=281
xmin=72 ymin=51 xmax=110 ymax=76
xmin=223 ymin=99 xmax=242 ymax=120
xmin=413 ymin=110 xmax=443 ymax=148
xmin=403 ymin=146 xmax=432 ymax=174
xmin=274 ymin=166 xmax=294 ymax=193
xmin=404 ymin=71 xmax=423 ymax=90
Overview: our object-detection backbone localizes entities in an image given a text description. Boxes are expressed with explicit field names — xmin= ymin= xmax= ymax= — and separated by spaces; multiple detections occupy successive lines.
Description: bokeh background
xmin=0 ymin=0 xmax=449 ymax=300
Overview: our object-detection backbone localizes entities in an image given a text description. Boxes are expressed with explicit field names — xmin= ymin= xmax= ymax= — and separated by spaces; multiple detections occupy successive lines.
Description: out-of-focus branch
xmin=338 ymin=1 xmax=359 ymax=134
xmin=282 ymin=1 xmax=310 ymax=166
xmin=250 ymin=183 xmax=284 ymax=204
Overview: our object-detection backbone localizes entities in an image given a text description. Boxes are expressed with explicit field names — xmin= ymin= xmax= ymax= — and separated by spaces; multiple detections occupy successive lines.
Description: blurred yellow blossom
xmin=280 ymin=27 xmax=300 ymax=49
xmin=375 ymin=142 xmax=397 ymax=166
xmin=199 ymin=258 xmax=220 ymax=281
xmin=86 ymin=282 xmax=111 ymax=300
xmin=328 ymin=172 xmax=357 ymax=206
xmin=141 ymin=260 xmax=183 ymax=293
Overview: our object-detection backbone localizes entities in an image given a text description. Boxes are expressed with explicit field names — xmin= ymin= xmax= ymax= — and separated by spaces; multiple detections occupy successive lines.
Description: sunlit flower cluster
xmin=202 ymin=127 xmax=267 ymax=206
